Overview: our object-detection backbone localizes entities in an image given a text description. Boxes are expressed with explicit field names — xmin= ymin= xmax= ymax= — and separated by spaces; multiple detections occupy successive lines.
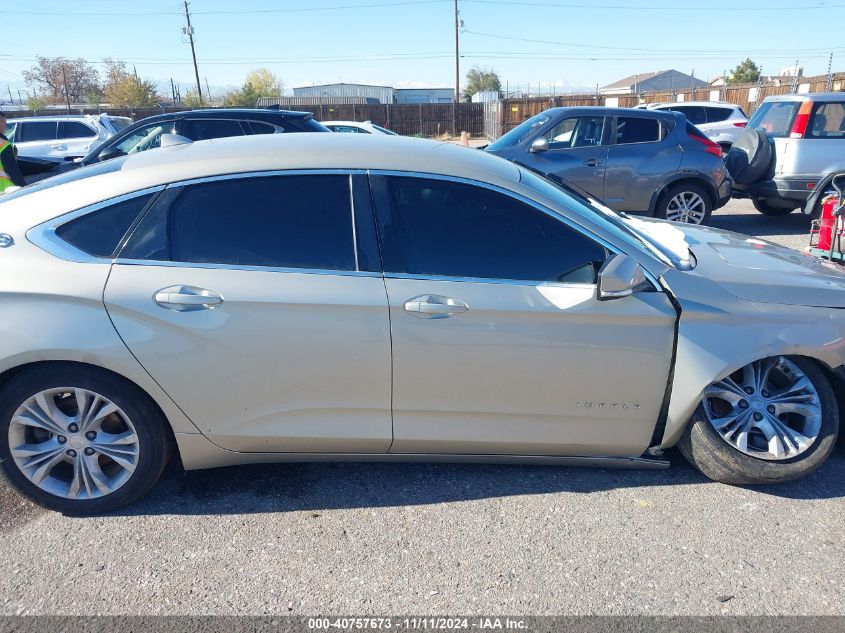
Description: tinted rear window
xmin=58 ymin=121 xmax=97 ymax=139
xmin=56 ymin=193 xmax=154 ymax=257
xmin=182 ymin=118 xmax=245 ymax=141
xmin=18 ymin=121 xmax=57 ymax=142
xmin=748 ymin=101 xmax=800 ymax=138
xmin=704 ymin=107 xmax=732 ymax=123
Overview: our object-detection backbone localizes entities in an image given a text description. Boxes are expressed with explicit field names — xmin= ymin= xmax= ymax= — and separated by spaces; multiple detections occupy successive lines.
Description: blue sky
xmin=2 ymin=0 xmax=842 ymax=99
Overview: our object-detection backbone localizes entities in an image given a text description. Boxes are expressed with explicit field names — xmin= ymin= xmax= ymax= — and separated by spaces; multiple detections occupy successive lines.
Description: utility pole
xmin=454 ymin=0 xmax=460 ymax=103
xmin=6 ymin=86 xmax=12 ymax=106
xmin=205 ymin=76 xmax=212 ymax=103
xmin=183 ymin=0 xmax=203 ymax=105
xmin=61 ymin=64 xmax=71 ymax=113
xmin=170 ymin=78 xmax=176 ymax=103
xmin=791 ymin=58 xmax=800 ymax=93
xmin=826 ymin=52 xmax=834 ymax=91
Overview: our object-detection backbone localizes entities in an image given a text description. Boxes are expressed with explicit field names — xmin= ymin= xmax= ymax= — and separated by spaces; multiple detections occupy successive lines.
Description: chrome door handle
xmin=404 ymin=295 xmax=468 ymax=319
xmin=583 ymin=158 xmax=602 ymax=167
xmin=154 ymin=285 xmax=223 ymax=311
xmin=52 ymin=145 xmax=68 ymax=151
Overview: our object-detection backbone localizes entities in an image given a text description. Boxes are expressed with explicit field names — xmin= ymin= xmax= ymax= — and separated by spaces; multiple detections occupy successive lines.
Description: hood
xmin=677 ymin=224 xmax=845 ymax=308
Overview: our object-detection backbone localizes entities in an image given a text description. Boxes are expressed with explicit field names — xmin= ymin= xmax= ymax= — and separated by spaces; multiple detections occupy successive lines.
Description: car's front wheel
xmin=656 ymin=183 xmax=713 ymax=225
xmin=0 ymin=364 xmax=170 ymax=514
xmin=678 ymin=356 xmax=838 ymax=484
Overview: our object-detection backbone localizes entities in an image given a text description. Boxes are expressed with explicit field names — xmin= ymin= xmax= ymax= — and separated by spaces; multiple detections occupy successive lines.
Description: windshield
xmin=748 ymin=101 xmax=800 ymax=138
xmin=0 ymin=157 xmax=129 ymax=203
xmin=518 ymin=167 xmax=690 ymax=270
xmin=486 ymin=113 xmax=551 ymax=151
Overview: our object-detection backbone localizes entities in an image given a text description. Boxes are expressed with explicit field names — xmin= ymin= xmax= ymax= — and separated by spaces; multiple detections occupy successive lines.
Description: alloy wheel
xmin=8 ymin=387 xmax=140 ymax=500
xmin=666 ymin=191 xmax=707 ymax=224
xmin=702 ymin=357 xmax=822 ymax=461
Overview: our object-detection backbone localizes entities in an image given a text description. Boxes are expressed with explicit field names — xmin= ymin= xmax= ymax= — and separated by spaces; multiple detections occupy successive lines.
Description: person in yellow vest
xmin=0 ymin=112 xmax=26 ymax=193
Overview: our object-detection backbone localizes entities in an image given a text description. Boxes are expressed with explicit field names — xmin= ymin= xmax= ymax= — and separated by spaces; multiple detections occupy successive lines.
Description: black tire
xmin=752 ymin=198 xmax=797 ymax=216
xmin=726 ymin=128 xmax=773 ymax=185
xmin=0 ymin=364 xmax=170 ymax=515
xmin=655 ymin=182 xmax=713 ymax=225
xmin=678 ymin=357 xmax=839 ymax=485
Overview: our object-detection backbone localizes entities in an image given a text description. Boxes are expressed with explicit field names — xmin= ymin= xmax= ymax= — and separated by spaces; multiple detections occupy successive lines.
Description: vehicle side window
xmin=704 ymin=107 xmax=732 ymax=123
xmin=330 ymin=125 xmax=368 ymax=134
xmin=18 ymin=121 xmax=57 ymax=142
xmin=182 ymin=119 xmax=245 ymax=141
xmin=243 ymin=121 xmax=277 ymax=135
xmin=545 ymin=116 xmax=604 ymax=149
xmin=58 ymin=121 xmax=98 ymax=139
xmin=114 ymin=121 xmax=176 ymax=155
xmin=808 ymin=102 xmax=845 ymax=139
xmin=56 ymin=193 xmax=155 ymax=258
xmin=671 ymin=106 xmax=706 ymax=125
xmin=378 ymin=176 xmax=606 ymax=284
xmin=614 ymin=117 xmax=661 ymax=144
xmin=121 ymin=175 xmax=356 ymax=271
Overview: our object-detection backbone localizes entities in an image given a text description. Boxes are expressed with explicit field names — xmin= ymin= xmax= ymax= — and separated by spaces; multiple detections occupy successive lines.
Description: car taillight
xmin=789 ymin=101 xmax=813 ymax=138
xmin=689 ymin=131 xmax=723 ymax=157
xmin=733 ymin=122 xmax=747 ymax=127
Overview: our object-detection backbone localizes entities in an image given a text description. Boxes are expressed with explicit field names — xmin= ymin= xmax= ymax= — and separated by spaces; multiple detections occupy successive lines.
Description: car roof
xmin=763 ymin=92 xmax=845 ymax=102
xmin=646 ymin=101 xmax=739 ymax=108
xmin=126 ymin=108 xmax=313 ymax=124
xmin=323 ymin=121 xmax=370 ymax=126
xmin=7 ymin=115 xmax=98 ymax=123
xmin=541 ymin=106 xmax=679 ymax=120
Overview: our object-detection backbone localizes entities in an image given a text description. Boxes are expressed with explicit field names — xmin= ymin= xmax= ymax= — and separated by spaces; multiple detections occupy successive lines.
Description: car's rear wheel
xmin=678 ymin=356 xmax=838 ymax=484
xmin=0 ymin=364 xmax=170 ymax=514
xmin=656 ymin=183 xmax=713 ymax=225
xmin=752 ymin=197 xmax=797 ymax=216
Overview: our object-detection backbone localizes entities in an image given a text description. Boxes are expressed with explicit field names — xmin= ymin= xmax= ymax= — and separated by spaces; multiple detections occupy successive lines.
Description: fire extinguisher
xmin=818 ymin=193 xmax=839 ymax=252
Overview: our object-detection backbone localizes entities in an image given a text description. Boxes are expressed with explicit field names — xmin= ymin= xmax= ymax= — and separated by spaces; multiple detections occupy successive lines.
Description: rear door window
xmin=704 ymin=107 xmax=733 ymax=123
xmin=808 ymin=102 xmax=845 ymax=138
xmin=614 ymin=117 xmax=662 ymax=144
xmin=58 ymin=121 xmax=98 ymax=139
xmin=18 ymin=121 xmax=58 ymax=142
xmin=181 ymin=118 xmax=245 ymax=141
xmin=670 ymin=106 xmax=706 ymax=125
xmin=748 ymin=101 xmax=800 ymax=138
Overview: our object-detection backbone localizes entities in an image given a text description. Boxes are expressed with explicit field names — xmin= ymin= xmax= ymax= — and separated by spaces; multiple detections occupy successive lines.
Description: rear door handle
xmin=583 ymin=158 xmax=602 ymax=167
xmin=154 ymin=285 xmax=223 ymax=311
xmin=404 ymin=295 xmax=468 ymax=319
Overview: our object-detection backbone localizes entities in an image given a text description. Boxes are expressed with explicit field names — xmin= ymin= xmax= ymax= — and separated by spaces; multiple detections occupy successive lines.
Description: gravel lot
xmin=1 ymin=198 xmax=843 ymax=617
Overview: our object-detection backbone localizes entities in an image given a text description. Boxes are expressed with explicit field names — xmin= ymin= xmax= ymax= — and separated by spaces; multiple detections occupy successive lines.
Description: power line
xmin=467 ymin=0 xmax=844 ymax=10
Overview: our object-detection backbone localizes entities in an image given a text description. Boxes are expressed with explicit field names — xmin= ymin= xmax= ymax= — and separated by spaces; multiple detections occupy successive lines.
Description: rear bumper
xmin=732 ymin=175 xmax=820 ymax=203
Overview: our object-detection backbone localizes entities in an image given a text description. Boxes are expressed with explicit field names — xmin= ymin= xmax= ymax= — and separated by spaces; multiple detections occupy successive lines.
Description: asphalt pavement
xmin=1 ymin=198 xmax=843 ymax=616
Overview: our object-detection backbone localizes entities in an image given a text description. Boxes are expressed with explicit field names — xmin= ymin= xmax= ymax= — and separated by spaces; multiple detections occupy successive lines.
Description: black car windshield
xmin=518 ymin=167 xmax=691 ymax=270
xmin=486 ymin=113 xmax=551 ymax=151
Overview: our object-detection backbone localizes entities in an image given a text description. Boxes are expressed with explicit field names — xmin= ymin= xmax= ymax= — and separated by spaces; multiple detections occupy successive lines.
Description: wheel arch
xmin=649 ymin=174 xmax=718 ymax=216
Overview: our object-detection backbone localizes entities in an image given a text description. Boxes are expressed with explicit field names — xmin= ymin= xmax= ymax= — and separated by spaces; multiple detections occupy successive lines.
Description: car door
xmin=15 ymin=121 xmax=58 ymax=159
xmin=104 ymin=172 xmax=393 ymax=453
xmin=55 ymin=121 xmax=99 ymax=159
xmin=603 ymin=115 xmax=682 ymax=213
xmin=518 ymin=115 xmax=609 ymax=199
xmin=370 ymin=173 xmax=676 ymax=457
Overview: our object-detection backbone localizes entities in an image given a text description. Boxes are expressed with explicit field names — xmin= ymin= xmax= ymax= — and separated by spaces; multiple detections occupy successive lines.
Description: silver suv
xmin=733 ymin=93 xmax=845 ymax=215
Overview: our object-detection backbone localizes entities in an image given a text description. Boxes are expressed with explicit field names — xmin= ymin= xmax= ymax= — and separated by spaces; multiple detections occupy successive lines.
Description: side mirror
xmin=97 ymin=146 xmax=125 ymax=163
xmin=529 ymin=137 xmax=549 ymax=153
xmin=598 ymin=254 xmax=649 ymax=300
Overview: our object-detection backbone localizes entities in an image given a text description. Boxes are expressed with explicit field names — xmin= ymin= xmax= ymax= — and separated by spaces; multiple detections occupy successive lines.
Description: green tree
xmin=463 ymin=66 xmax=501 ymax=100
xmin=729 ymin=58 xmax=762 ymax=84
xmin=183 ymin=88 xmax=204 ymax=108
xmin=22 ymin=56 xmax=100 ymax=104
xmin=101 ymin=59 xmax=159 ymax=108
xmin=26 ymin=94 xmax=47 ymax=112
xmin=223 ymin=68 xmax=283 ymax=107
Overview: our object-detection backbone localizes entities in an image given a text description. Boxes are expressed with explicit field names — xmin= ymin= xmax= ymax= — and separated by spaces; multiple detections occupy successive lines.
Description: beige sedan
xmin=0 ymin=133 xmax=841 ymax=514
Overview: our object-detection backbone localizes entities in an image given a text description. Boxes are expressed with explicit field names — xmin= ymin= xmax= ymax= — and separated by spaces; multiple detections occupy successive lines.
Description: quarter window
xmin=56 ymin=193 xmax=155 ymax=257
xmin=614 ymin=117 xmax=662 ymax=145
xmin=704 ymin=107 xmax=732 ymax=123
xmin=121 ymin=175 xmax=356 ymax=271
xmin=379 ymin=177 xmax=606 ymax=283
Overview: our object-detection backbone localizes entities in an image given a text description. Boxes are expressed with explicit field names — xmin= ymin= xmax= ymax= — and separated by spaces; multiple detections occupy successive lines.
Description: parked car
xmin=0 ymin=133 xmax=841 ymax=513
xmin=730 ymin=93 xmax=845 ymax=216
xmin=323 ymin=120 xmax=398 ymax=135
xmin=485 ymin=107 xmax=730 ymax=225
xmin=68 ymin=108 xmax=330 ymax=170
xmin=636 ymin=101 xmax=748 ymax=153
xmin=7 ymin=114 xmax=131 ymax=177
